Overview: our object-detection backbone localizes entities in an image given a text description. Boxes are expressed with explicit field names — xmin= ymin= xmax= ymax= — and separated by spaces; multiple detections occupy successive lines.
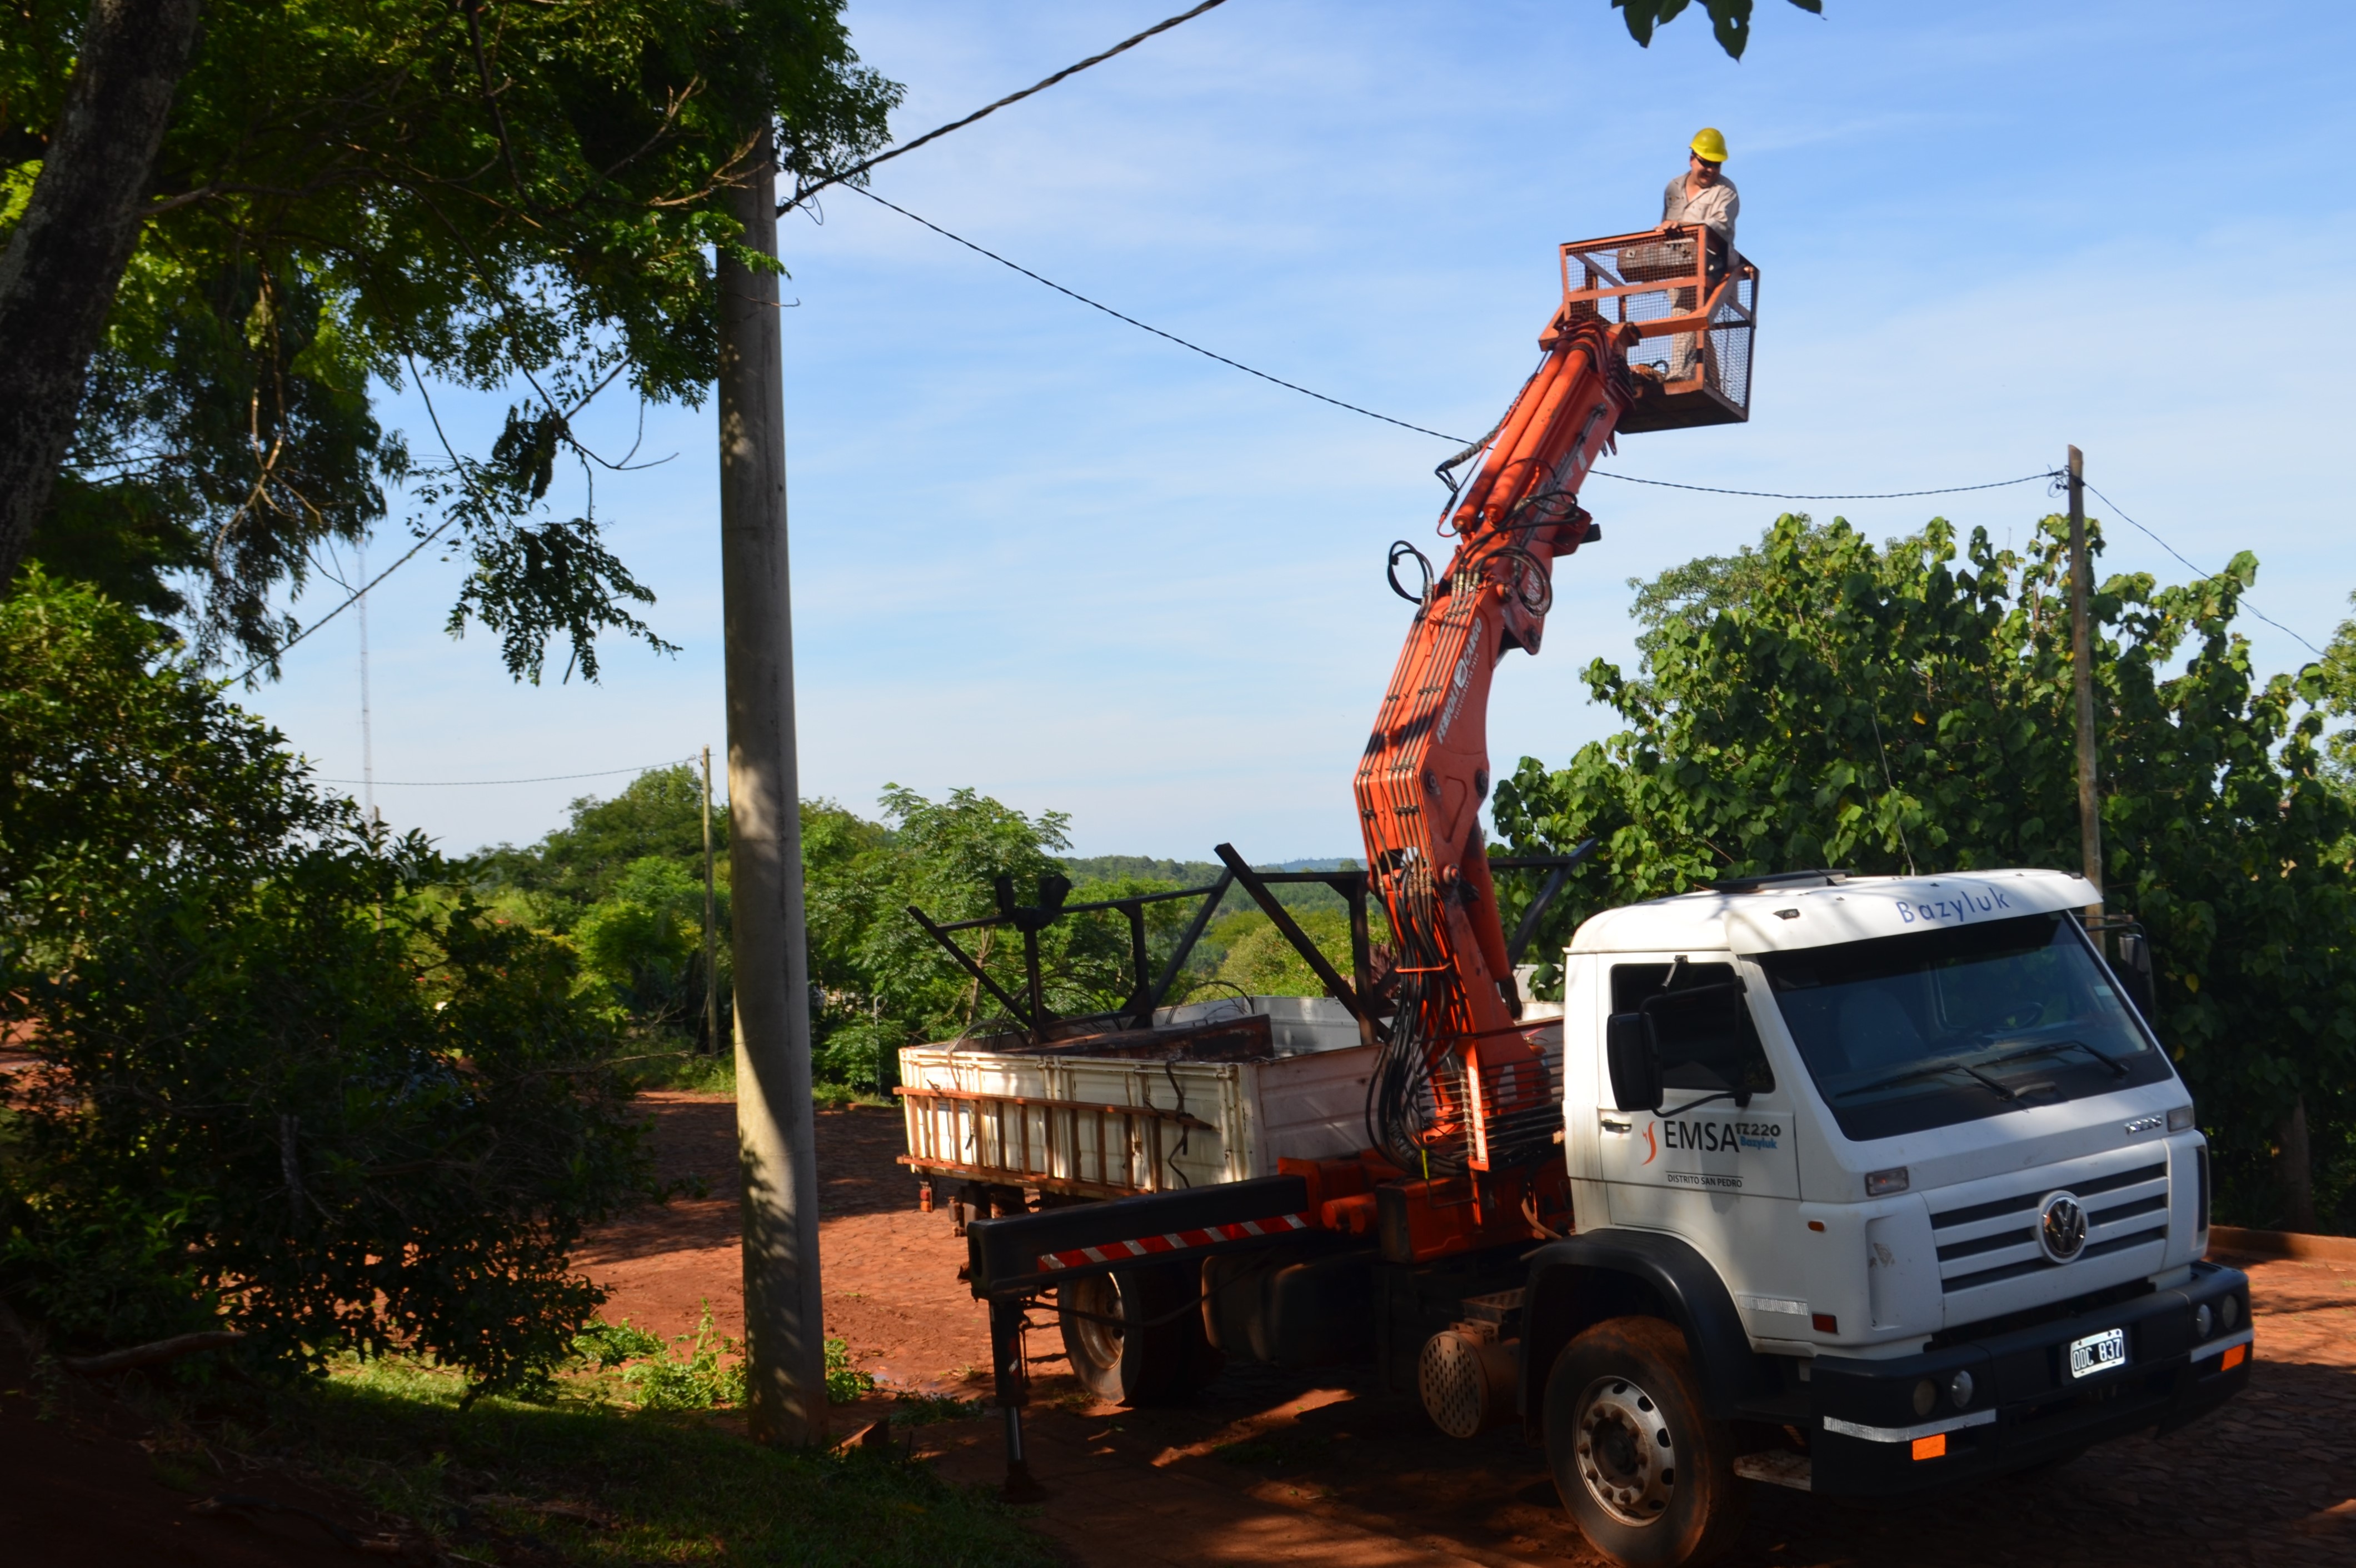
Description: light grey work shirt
xmin=1660 ymin=172 xmax=1739 ymax=263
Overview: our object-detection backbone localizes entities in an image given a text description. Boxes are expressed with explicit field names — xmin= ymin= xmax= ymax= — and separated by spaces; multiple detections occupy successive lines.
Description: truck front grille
xmin=1928 ymin=1158 xmax=2168 ymax=1293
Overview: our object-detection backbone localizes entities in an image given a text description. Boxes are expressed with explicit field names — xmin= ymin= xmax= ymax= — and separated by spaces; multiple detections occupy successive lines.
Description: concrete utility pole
xmin=718 ymin=128 xmax=827 ymax=1445
xmin=701 ymin=744 xmax=720 ymax=1056
xmin=2067 ymin=445 xmax=2103 ymax=919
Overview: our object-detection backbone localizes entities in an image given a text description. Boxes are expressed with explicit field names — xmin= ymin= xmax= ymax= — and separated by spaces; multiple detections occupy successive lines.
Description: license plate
xmin=2069 ymin=1327 xmax=2127 ymax=1379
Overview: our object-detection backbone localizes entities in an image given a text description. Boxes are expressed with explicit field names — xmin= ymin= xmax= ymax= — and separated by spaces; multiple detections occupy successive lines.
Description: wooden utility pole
xmin=718 ymin=128 xmax=827 ymax=1445
xmin=2067 ymin=445 xmax=2103 ymax=918
xmin=700 ymin=744 xmax=719 ymax=1056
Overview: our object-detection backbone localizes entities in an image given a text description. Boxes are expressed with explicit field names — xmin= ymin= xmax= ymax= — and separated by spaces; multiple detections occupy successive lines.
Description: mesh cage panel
xmin=1559 ymin=232 xmax=1758 ymax=431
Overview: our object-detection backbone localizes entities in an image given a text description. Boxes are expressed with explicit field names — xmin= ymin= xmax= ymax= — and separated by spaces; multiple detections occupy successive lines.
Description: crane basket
xmin=1558 ymin=227 xmax=1759 ymax=433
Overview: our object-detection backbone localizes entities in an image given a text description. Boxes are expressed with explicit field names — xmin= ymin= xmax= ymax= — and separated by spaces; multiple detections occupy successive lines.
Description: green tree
xmin=1 ymin=0 xmax=900 ymax=676
xmin=0 ymin=572 xmax=652 ymax=1384
xmin=1494 ymin=513 xmax=2356 ymax=1229
xmin=1207 ymin=907 xmax=1372 ymax=999
xmin=476 ymin=763 xmax=722 ymax=919
xmin=573 ymin=853 xmax=721 ymax=1029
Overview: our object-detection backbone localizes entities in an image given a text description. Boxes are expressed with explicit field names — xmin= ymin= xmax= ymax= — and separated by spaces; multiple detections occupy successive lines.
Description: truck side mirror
xmin=2115 ymin=932 xmax=2156 ymax=1022
xmin=1605 ymin=1012 xmax=1663 ymax=1113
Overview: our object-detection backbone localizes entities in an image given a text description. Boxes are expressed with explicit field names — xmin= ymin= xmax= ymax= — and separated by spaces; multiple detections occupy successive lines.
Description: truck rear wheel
xmin=1544 ymin=1315 xmax=1745 ymax=1568
xmin=1056 ymin=1263 xmax=1221 ymax=1406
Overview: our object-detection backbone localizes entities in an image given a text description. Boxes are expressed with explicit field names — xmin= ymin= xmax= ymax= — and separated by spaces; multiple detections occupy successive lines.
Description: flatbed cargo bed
xmin=897 ymin=996 xmax=1374 ymax=1200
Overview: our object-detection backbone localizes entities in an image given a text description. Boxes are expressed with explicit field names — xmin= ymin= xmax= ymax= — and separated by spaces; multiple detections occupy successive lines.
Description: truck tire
xmin=1544 ymin=1315 xmax=1745 ymax=1568
xmin=1056 ymin=1263 xmax=1221 ymax=1406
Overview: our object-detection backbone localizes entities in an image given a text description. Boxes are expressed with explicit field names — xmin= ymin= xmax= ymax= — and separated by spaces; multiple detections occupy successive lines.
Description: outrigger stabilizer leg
xmin=990 ymin=1295 xmax=1047 ymax=1502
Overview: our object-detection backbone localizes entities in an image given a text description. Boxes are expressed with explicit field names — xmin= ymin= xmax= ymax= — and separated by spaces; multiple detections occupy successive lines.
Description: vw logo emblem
xmin=2039 ymin=1192 xmax=2089 ymax=1263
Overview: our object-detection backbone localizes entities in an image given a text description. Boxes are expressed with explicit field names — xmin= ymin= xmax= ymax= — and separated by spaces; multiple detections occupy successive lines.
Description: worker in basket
xmin=1648 ymin=126 xmax=1738 ymax=386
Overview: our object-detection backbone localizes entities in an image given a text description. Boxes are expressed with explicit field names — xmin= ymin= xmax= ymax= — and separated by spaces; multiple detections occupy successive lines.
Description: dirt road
xmin=587 ymin=1094 xmax=2356 ymax=1568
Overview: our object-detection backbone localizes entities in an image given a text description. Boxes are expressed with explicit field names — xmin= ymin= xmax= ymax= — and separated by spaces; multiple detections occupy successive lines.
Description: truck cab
xmin=1516 ymin=867 xmax=2250 ymax=1562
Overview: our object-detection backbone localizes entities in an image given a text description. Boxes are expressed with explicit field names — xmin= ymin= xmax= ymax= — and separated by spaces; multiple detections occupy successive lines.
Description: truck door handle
xmin=1600 ymin=1116 xmax=1632 ymax=1133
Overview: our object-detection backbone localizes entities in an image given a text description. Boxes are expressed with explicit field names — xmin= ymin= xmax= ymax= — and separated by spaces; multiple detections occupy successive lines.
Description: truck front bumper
xmin=1806 ymin=1259 xmax=2252 ymax=1499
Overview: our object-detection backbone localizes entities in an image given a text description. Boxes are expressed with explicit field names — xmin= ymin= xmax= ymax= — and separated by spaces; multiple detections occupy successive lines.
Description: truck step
xmin=1732 ymin=1450 xmax=1813 ymax=1492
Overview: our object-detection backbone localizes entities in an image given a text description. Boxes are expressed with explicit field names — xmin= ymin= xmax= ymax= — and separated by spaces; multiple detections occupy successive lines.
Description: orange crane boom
xmin=1352 ymin=223 xmax=1758 ymax=1254
xmin=1352 ymin=314 xmax=1631 ymax=1247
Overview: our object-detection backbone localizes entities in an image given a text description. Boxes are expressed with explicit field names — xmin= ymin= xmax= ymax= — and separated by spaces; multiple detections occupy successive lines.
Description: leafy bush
xmin=623 ymin=1305 xmax=745 ymax=1411
xmin=825 ymin=1336 xmax=876 ymax=1404
xmin=572 ymin=1317 xmax=665 ymax=1370
xmin=0 ymin=573 xmax=653 ymax=1386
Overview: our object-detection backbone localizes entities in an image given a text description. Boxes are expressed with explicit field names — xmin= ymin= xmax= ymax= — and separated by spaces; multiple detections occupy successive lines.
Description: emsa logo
xmin=1641 ymin=1122 xmax=1658 ymax=1165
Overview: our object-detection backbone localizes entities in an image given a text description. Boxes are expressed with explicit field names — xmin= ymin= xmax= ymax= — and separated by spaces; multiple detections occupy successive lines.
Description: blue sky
xmin=244 ymin=0 xmax=2356 ymax=861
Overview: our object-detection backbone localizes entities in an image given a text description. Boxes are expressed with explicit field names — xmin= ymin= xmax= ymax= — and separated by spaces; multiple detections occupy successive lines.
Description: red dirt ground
xmin=7 ymin=1091 xmax=2346 ymax=1567
xmin=589 ymin=1092 xmax=2356 ymax=1568
xmin=577 ymin=1092 xmax=1016 ymax=1397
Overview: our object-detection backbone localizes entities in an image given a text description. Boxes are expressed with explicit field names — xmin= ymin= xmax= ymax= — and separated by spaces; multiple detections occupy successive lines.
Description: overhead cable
xmin=2077 ymin=478 xmax=2323 ymax=656
xmin=858 ymin=188 xmax=2111 ymax=507
xmin=313 ymin=756 xmax=696 ymax=788
xmin=848 ymin=185 xmax=1466 ymax=442
xmin=1587 ymin=470 xmax=2058 ymax=501
xmin=783 ymin=0 xmax=1232 ymax=214
xmin=229 ymin=515 xmax=457 ymax=685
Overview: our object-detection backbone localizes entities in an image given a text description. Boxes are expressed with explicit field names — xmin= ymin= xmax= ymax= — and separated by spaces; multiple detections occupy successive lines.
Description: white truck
xmin=949 ymin=866 xmax=2250 ymax=1567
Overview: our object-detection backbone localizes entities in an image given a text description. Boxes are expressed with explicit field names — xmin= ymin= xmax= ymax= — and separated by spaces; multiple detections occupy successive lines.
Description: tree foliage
xmin=0 ymin=573 xmax=652 ymax=1382
xmin=474 ymin=774 xmax=1385 ymax=1087
xmin=1 ymin=0 xmax=900 ymax=675
xmin=1611 ymin=0 xmax=1823 ymax=59
xmin=1493 ymin=513 xmax=2356 ymax=1228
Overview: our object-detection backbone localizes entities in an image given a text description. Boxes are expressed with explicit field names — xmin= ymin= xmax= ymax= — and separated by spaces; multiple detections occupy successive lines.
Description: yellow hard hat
xmin=1690 ymin=127 xmax=1729 ymax=164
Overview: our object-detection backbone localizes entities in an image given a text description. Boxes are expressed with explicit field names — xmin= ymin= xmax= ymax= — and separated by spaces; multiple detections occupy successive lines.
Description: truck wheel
xmin=1056 ymin=1263 xmax=1220 ymax=1406
xmin=1544 ymin=1316 xmax=1745 ymax=1568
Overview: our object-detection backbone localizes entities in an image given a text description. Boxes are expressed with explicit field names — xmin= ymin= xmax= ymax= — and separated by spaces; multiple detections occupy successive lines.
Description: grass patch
xmin=623 ymin=1047 xmax=736 ymax=1095
xmin=140 ymin=1349 xmax=1052 ymax=1566
xmin=617 ymin=1048 xmax=891 ymax=1108
xmin=890 ymin=1391 xmax=987 ymax=1426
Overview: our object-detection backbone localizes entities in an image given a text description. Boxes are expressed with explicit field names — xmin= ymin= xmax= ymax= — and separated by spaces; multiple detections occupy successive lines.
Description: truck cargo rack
xmin=895 ymin=1084 xmax=1216 ymax=1200
xmin=905 ymin=843 xmax=1595 ymax=1051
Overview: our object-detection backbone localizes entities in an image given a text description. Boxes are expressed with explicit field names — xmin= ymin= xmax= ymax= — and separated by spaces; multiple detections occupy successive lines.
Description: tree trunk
xmin=2279 ymin=1094 xmax=2315 ymax=1233
xmin=0 ymin=0 xmax=204 ymax=588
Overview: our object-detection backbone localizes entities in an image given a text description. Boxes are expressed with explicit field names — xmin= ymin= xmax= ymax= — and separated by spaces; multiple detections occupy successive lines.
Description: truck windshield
xmin=1754 ymin=912 xmax=2174 ymax=1141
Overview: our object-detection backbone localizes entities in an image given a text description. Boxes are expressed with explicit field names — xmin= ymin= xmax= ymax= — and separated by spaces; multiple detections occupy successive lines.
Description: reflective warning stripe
xmin=1035 ymin=1212 xmax=1311 ymax=1274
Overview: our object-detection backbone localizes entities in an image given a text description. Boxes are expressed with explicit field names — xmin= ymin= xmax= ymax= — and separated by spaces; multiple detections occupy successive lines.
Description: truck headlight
xmin=1947 ymin=1370 xmax=1975 ymax=1407
xmin=1911 ymin=1378 xmax=1938 ymax=1417
xmin=2220 ymin=1293 xmax=2239 ymax=1331
xmin=2194 ymin=1302 xmax=2213 ymax=1340
xmin=2168 ymin=1105 xmax=2194 ymax=1132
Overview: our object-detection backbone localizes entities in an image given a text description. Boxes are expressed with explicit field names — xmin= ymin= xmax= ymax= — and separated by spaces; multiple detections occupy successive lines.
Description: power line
xmin=858 ymin=187 xmax=2118 ymax=510
xmin=2078 ymin=478 xmax=2324 ymax=656
xmin=231 ymin=515 xmax=457 ymax=685
xmin=1586 ymin=469 xmax=2058 ymax=501
xmin=783 ymin=0 xmax=1233 ymax=215
xmin=855 ymin=181 xmax=2330 ymax=655
xmin=849 ymin=184 xmax=1467 ymax=443
xmin=314 ymin=756 xmax=695 ymax=788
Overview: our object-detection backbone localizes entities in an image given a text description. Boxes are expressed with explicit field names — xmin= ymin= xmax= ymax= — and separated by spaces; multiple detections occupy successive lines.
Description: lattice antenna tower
xmin=358 ymin=542 xmax=376 ymax=826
